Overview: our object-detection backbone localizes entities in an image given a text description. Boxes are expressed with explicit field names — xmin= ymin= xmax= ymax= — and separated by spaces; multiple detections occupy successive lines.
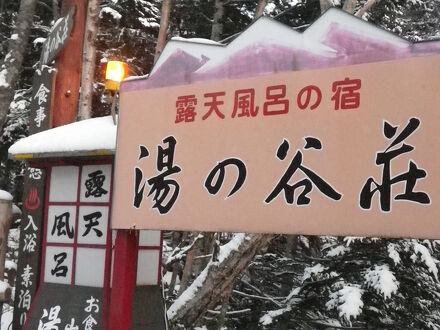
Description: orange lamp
xmin=105 ymin=61 xmax=128 ymax=91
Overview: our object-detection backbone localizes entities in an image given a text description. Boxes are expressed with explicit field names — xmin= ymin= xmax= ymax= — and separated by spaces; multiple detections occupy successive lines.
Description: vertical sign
xmin=13 ymin=5 xmax=75 ymax=328
xmin=39 ymin=7 xmax=75 ymax=66
xmin=28 ymin=66 xmax=55 ymax=134
xmin=13 ymin=168 xmax=46 ymax=327
xmin=13 ymin=68 xmax=54 ymax=328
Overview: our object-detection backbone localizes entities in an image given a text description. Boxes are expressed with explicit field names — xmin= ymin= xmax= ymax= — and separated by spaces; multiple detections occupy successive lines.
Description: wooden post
xmin=154 ymin=0 xmax=171 ymax=62
xmin=52 ymin=0 xmax=88 ymax=127
xmin=78 ymin=0 xmax=100 ymax=120
xmin=109 ymin=230 xmax=139 ymax=330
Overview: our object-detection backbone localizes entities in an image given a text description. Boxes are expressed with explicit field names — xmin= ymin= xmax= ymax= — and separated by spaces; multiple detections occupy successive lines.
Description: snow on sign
xmin=112 ymin=53 xmax=440 ymax=239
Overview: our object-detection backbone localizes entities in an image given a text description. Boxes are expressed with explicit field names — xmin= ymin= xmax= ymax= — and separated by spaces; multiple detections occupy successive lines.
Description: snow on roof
xmin=303 ymin=8 xmax=409 ymax=48
xmin=195 ymin=16 xmax=336 ymax=74
xmin=151 ymin=37 xmax=225 ymax=75
xmin=8 ymin=116 xmax=116 ymax=160
xmin=170 ymin=37 xmax=223 ymax=46
xmin=123 ymin=8 xmax=433 ymax=92
xmin=0 ymin=190 xmax=12 ymax=201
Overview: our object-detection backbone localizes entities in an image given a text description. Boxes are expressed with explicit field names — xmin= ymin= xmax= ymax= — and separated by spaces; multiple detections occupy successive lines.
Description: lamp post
xmin=105 ymin=60 xmax=128 ymax=124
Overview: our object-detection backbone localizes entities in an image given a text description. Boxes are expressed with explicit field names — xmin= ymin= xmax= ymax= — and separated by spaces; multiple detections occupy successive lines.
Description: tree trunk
xmin=167 ymin=233 xmax=273 ymax=327
xmin=0 ymin=0 xmax=37 ymax=132
xmin=342 ymin=0 xmax=357 ymax=13
xmin=355 ymin=0 xmax=379 ymax=17
xmin=77 ymin=0 xmax=100 ymax=120
xmin=254 ymin=0 xmax=268 ymax=20
xmin=154 ymin=0 xmax=171 ymax=62
xmin=211 ymin=0 xmax=224 ymax=42
xmin=319 ymin=0 xmax=332 ymax=14
xmin=52 ymin=0 xmax=59 ymax=20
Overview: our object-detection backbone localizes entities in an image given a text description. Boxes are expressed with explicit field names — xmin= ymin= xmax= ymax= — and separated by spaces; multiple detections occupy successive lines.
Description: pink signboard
xmin=113 ymin=54 xmax=440 ymax=238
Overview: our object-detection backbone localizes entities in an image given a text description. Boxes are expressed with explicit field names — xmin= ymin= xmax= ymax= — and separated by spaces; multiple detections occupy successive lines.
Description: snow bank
xmin=9 ymin=116 xmax=117 ymax=157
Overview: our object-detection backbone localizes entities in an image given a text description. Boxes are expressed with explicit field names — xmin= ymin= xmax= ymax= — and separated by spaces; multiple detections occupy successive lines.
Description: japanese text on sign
xmin=113 ymin=54 xmax=440 ymax=239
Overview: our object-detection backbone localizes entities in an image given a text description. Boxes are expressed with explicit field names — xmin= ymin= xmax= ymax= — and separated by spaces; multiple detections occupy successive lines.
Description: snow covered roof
xmin=122 ymin=8 xmax=440 ymax=92
xmin=8 ymin=116 xmax=116 ymax=160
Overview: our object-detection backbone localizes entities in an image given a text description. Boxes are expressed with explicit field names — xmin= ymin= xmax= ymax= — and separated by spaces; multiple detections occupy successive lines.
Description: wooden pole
xmin=78 ymin=0 xmax=100 ymax=121
xmin=254 ymin=0 xmax=268 ymax=20
xmin=109 ymin=230 xmax=139 ymax=330
xmin=52 ymin=0 xmax=88 ymax=127
xmin=154 ymin=0 xmax=171 ymax=63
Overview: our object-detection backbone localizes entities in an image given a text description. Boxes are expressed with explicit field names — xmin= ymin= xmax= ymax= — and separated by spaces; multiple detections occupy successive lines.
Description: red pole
xmin=109 ymin=230 xmax=139 ymax=329
xmin=52 ymin=0 xmax=88 ymax=127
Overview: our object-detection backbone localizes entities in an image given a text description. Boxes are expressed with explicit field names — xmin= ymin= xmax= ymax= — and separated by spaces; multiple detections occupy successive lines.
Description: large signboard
xmin=113 ymin=54 xmax=440 ymax=238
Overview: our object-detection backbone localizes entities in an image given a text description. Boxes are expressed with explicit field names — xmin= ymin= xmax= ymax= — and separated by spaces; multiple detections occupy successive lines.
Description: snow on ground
xmin=364 ymin=265 xmax=399 ymax=299
xmin=9 ymin=116 xmax=116 ymax=156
